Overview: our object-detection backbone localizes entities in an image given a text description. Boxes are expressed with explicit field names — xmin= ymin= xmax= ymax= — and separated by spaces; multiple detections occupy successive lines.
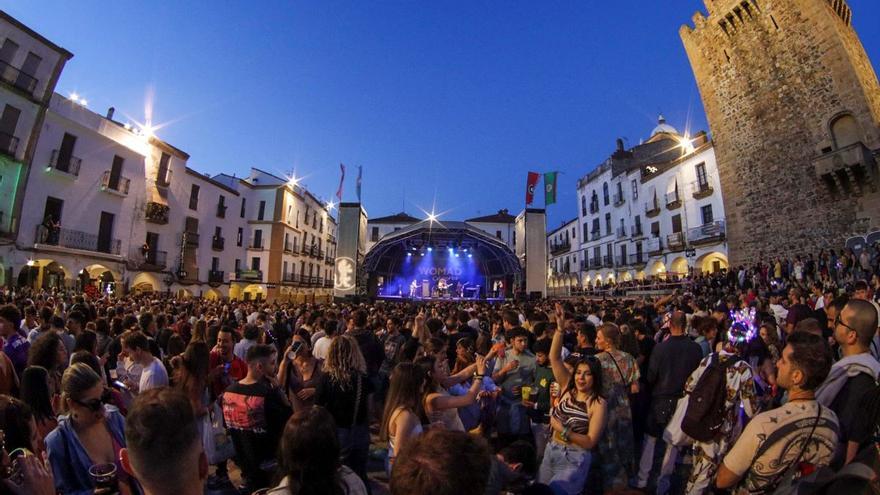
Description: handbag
xmin=663 ymin=394 xmax=695 ymax=447
xmin=202 ymin=400 xmax=235 ymax=465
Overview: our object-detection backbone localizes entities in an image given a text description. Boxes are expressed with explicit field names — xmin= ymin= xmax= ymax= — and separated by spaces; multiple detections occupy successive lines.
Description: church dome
xmin=651 ymin=115 xmax=678 ymax=136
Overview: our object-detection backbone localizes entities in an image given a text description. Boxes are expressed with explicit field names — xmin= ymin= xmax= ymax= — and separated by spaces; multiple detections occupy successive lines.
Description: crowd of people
xmin=0 ymin=248 xmax=878 ymax=495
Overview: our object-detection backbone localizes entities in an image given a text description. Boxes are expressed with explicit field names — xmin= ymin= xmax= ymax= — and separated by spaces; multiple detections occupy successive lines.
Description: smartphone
xmin=223 ymin=362 xmax=231 ymax=374
xmin=113 ymin=380 xmax=128 ymax=391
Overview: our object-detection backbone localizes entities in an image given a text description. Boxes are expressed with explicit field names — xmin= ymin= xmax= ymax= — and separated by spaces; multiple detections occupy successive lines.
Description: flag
xmin=526 ymin=172 xmax=540 ymax=205
xmin=336 ymin=163 xmax=345 ymax=202
xmin=356 ymin=165 xmax=363 ymax=202
xmin=544 ymin=171 xmax=558 ymax=205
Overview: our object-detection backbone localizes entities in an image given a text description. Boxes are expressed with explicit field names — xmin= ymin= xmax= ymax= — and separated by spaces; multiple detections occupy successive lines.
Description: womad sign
xmin=417 ymin=267 xmax=463 ymax=282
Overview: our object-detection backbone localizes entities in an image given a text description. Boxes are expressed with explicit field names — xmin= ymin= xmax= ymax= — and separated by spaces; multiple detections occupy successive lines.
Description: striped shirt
xmin=551 ymin=392 xmax=591 ymax=434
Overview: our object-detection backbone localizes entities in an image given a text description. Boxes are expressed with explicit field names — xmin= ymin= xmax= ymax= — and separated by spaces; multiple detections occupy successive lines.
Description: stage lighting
xmin=427 ymin=247 xmax=433 ymax=252
xmin=468 ymin=254 xmax=473 ymax=258
xmin=407 ymin=252 xmax=412 ymax=257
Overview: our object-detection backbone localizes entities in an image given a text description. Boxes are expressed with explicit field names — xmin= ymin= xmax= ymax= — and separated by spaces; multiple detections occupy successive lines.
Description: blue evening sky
xmin=4 ymin=1 xmax=879 ymax=229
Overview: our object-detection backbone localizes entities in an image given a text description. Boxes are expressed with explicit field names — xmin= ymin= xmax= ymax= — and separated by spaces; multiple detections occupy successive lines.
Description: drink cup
xmin=89 ymin=463 xmax=118 ymax=493
xmin=520 ymin=386 xmax=532 ymax=401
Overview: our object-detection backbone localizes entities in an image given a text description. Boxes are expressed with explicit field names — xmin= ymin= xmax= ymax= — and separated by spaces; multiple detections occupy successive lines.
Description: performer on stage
xmin=409 ymin=279 xmax=418 ymax=298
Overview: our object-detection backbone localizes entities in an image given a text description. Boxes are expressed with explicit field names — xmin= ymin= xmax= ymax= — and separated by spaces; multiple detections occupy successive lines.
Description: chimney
xmin=106 ymin=107 xmax=115 ymax=120
xmin=616 ymin=138 xmax=624 ymax=151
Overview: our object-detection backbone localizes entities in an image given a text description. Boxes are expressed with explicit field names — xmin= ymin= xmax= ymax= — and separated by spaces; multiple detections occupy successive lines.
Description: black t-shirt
xmin=636 ymin=336 xmax=656 ymax=382
xmin=350 ymin=329 xmax=384 ymax=376
xmin=647 ymin=335 xmax=703 ymax=399
xmin=316 ymin=372 xmax=373 ymax=428
xmin=222 ymin=380 xmax=292 ymax=472
xmin=830 ymin=373 xmax=878 ymax=447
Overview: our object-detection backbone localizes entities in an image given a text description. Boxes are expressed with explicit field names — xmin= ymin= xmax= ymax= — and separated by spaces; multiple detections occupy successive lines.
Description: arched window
xmin=602 ymin=183 xmax=609 ymax=205
xmin=831 ymin=114 xmax=861 ymax=149
xmin=581 ymin=196 xmax=587 ymax=216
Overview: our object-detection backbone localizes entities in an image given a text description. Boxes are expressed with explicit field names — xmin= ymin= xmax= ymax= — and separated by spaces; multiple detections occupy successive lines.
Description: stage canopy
xmin=362 ymin=221 xmax=523 ymax=298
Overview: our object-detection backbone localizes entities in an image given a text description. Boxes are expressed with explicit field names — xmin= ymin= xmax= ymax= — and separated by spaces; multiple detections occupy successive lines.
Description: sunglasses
xmin=73 ymin=390 xmax=112 ymax=412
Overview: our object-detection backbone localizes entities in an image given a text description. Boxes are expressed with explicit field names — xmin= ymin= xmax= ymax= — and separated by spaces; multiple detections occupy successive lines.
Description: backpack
xmin=681 ymin=353 xmax=741 ymax=443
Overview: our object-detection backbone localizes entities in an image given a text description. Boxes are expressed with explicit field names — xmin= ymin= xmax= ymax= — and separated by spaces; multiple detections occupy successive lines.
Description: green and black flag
xmin=544 ymin=171 xmax=557 ymax=205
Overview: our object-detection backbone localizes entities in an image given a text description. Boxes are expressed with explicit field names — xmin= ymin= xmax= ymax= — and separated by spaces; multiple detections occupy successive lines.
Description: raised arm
xmin=550 ymin=303 xmax=571 ymax=388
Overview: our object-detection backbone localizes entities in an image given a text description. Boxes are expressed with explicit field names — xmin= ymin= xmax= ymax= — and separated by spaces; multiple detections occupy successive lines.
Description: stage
xmin=375 ymin=294 xmax=507 ymax=303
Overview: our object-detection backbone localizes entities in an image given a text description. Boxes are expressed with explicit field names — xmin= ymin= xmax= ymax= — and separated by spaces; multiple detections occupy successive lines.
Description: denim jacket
xmin=45 ymin=405 xmax=128 ymax=495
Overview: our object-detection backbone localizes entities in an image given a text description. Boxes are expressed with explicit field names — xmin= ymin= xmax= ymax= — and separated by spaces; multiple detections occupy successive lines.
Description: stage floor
xmin=376 ymin=294 xmax=506 ymax=303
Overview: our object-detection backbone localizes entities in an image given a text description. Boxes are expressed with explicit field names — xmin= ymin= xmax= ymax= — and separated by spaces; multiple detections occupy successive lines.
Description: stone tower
xmin=680 ymin=0 xmax=880 ymax=265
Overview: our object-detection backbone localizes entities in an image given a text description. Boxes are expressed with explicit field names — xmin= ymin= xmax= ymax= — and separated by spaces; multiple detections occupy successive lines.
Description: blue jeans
xmin=538 ymin=440 xmax=592 ymax=495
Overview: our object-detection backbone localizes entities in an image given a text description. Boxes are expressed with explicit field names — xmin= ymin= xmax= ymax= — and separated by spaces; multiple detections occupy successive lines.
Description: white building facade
xmin=549 ymin=117 xmax=729 ymax=292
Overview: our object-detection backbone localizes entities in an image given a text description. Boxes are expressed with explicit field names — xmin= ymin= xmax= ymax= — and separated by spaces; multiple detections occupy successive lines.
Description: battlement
xmin=684 ymin=0 xmax=851 ymax=37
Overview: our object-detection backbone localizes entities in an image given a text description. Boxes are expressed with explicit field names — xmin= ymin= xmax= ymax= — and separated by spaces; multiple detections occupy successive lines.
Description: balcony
xmin=691 ymin=180 xmax=713 ymax=199
xmin=182 ymin=231 xmax=199 ymax=246
xmin=101 ymin=171 xmax=131 ymax=196
xmin=128 ymin=247 xmax=167 ymax=271
xmin=145 ymin=202 xmax=169 ymax=225
xmin=589 ymin=201 xmax=599 ymax=214
xmin=208 ymin=270 xmax=225 ymax=284
xmin=283 ymin=241 xmax=294 ymax=253
xmin=613 ymin=193 xmax=625 ymax=206
xmin=602 ymin=255 xmax=613 ymax=268
xmin=645 ymin=199 xmax=661 ymax=217
xmin=812 ymin=142 xmax=878 ymax=197
xmin=631 ymin=224 xmax=643 ymax=237
xmin=156 ymin=169 xmax=172 ymax=189
xmin=282 ymin=272 xmax=298 ymax=284
xmin=647 ymin=237 xmax=662 ymax=254
xmin=46 ymin=150 xmax=81 ymax=177
xmin=235 ymin=269 xmax=263 ymax=282
xmin=328 ymin=234 xmax=337 ymax=244
xmin=249 ymin=240 xmax=264 ymax=251
xmin=629 ymin=253 xmax=646 ymax=266
xmin=0 ymin=59 xmax=38 ymax=95
xmin=176 ymin=267 xmax=199 ymax=282
xmin=324 ymin=279 xmax=334 ymax=288
xmin=212 ymin=236 xmax=225 ymax=251
xmin=0 ymin=131 xmax=19 ymax=159
xmin=665 ymin=190 xmax=682 ymax=210
xmin=616 ymin=227 xmax=626 ymax=239
xmin=590 ymin=230 xmax=601 ymax=241
xmin=666 ymin=232 xmax=686 ymax=250
xmin=688 ymin=220 xmax=726 ymax=245
xmin=216 ymin=204 xmax=227 ymax=218
xmin=550 ymin=241 xmax=571 ymax=255
xmin=301 ymin=245 xmax=311 ymax=256
xmin=616 ymin=255 xmax=629 ymax=266
xmin=35 ymin=225 xmax=121 ymax=256
xmin=589 ymin=258 xmax=602 ymax=269
xmin=325 ymin=254 xmax=334 ymax=265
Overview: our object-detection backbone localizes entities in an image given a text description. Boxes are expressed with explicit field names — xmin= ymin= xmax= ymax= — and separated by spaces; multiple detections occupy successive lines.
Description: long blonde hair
xmin=325 ymin=335 xmax=366 ymax=389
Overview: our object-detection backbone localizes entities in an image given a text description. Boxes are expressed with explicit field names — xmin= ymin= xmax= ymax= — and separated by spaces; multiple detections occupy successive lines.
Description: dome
xmin=651 ymin=115 xmax=678 ymax=136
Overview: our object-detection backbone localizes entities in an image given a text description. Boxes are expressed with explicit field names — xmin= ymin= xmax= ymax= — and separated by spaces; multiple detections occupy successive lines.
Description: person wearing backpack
xmin=715 ymin=332 xmax=839 ymax=494
xmin=682 ymin=313 xmax=758 ymax=494
xmin=634 ymin=311 xmax=703 ymax=493
xmin=815 ymin=299 xmax=880 ymax=466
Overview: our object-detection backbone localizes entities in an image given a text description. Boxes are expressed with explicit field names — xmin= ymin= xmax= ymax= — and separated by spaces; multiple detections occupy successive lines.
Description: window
xmin=631 ymin=179 xmax=638 ymax=200
xmin=211 ymin=257 xmax=219 ymax=271
xmin=253 ymin=229 xmax=263 ymax=248
xmin=287 ymin=205 xmax=293 ymax=223
xmin=581 ymin=196 xmax=587 ymax=216
xmin=496 ymin=230 xmax=502 ymax=239
xmin=217 ymin=195 xmax=226 ymax=218
xmin=251 ymin=257 xmax=261 ymax=271
xmin=671 ymin=214 xmax=682 ymax=233
xmin=651 ymin=221 xmax=660 ymax=237
xmin=695 ymin=162 xmax=708 ymax=187
xmin=107 ymin=155 xmax=124 ymax=190
xmin=234 ymin=259 xmax=241 ymax=273
xmin=603 ymin=183 xmax=609 ymax=205
xmin=701 ymin=204 xmax=714 ymax=225
xmin=237 ymin=227 xmax=243 ymax=247
xmin=582 ymin=222 xmax=589 ymax=240
xmin=283 ymin=261 xmax=288 ymax=277
xmin=371 ymin=227 xmax=379 ymax=242
xmin=830 ymin=114 xmax=861 ymax=149
xmin=634 ymin=215 xmax=642 ymax=235
xmin=257 ymin=200 xmax=266 ymax=221
xmin=0 ymin=39 xmax=19 ymax=65
xmin=605 ymin=213 xmax=611 ymax=234
xmin=214 ymin=226 xmax=221 ymax=238
xmin=592 ymin=218 xmax=600 ymax=235
xmin=189 ymin=185 xmax=200 ymax=210
xmin=616 ymin=182 xmax=623 ymax=201
xmin=157 ymin=153 xmax=170 ymax=184
xmin=0 ymin=104 xmax=20 ymax=155
xmin=240 ymin=198 xmax=246 ymax=218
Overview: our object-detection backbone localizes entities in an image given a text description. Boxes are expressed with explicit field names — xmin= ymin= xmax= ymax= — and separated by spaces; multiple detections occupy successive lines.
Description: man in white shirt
xmin=313 ymin=321 xmax=337 ymax=361
xmin=122 ymin=331 xmax=168 ymax=393
xmin=234 ymin=324 xmax=261 ymax=361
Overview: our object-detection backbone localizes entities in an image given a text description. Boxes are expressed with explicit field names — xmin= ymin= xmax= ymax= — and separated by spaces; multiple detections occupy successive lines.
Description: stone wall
xmin=680 ymin=0 xmax=880 ymax=265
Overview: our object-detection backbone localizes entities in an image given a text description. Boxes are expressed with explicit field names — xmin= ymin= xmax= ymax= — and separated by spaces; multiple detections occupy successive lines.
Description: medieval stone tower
xmin=680 ymin=0 xmax=880 ymax=265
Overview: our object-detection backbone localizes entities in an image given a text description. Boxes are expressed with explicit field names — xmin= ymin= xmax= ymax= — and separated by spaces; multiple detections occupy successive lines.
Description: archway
xmin=696 ymin=252 xmax=729 ymax=275
xmin=204 ymin=288 xmax=221 ymax=301
xmin=177 ymin=288 xmax=194 ymax=299
xmin=635 ymin=270 xmax=646 ymax=281
xmin=621 ymin=271 xmax=633 ymax=282
xmin=669 ymin=257 xmax=688 ymax=277
xmin=229 ymin=283 xmax=243 ymax=300
xmin=242 ymin=284 xmax=266 ymax=302
xmin=648 ymin=261 xmax=666 ymax=279
xmin=131 ymin=272 xmax=158 ymax=294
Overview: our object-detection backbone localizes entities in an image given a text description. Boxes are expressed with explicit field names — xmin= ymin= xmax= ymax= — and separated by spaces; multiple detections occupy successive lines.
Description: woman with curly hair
xmin=27 ymin=333 xmax=67 ymax=398
xmin=315 ymin=335 xmax=372 ymax=490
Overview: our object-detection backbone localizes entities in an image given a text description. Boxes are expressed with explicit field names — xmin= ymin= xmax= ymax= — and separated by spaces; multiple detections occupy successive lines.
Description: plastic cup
xmin=520 ymin=386 xmax=532 ymax=401
xmin=88 ymin=463 xmax=118 ymax=492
